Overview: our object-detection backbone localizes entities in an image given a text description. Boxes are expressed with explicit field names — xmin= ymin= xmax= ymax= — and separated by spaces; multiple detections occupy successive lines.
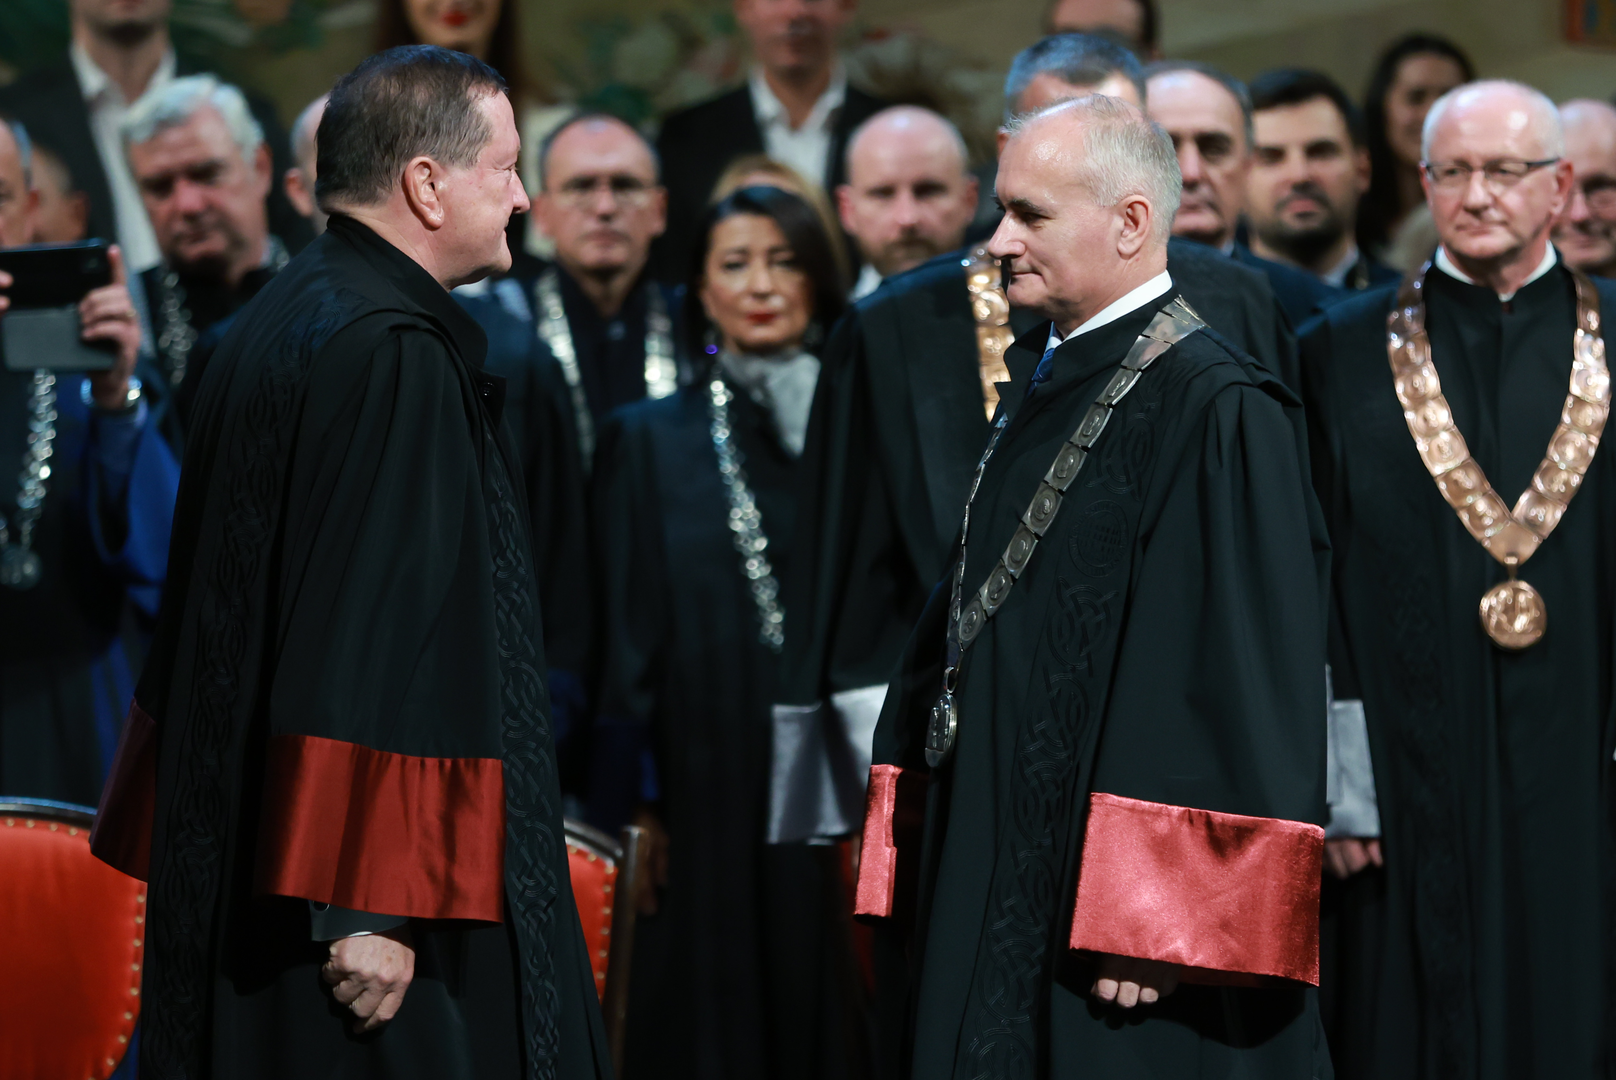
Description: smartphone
xmin=0 ymin=240 xmax=117 ymax=372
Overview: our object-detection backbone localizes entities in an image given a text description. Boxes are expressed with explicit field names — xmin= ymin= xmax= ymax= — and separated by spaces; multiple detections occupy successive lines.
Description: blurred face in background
xmin=283 ymin=94 xmax=328 ymax=234
xmin=31 ymin=147 xmax=90 ymax=244
xmin=0 ymin=126 xmax=39 ymax=248
xmin=71 ymin=0 xmax=171 ymax=44
xmin=838 ymin=108 xmax=978 ymax=278
xmin=1247 ymin=96 xmax=1369 ymax=263
xmin=700 ymin=212 xmax=813 ymax=355
xmin=1147 ymin=69 xmax=1249 ymax=249
xmin=734 ymin=0 xmax=856 ymax=81
xmin=1423 ymin=86 xmax=1571 ymax=269
xmin=534 ymin=117 xmax=666 ymax=282
xmin=1014 ymin=71 xmax=1141 ymax=119
xmin=401 ymin=0 xmax=501 ymax=59
xmin=1553 ymin=101 xmax=1616 ymax=274
xmin=126 ymin=103 xmax=272 ymax=282
xmin=1383 ymin=52 xmax=1469 ymax=170
xmin=1044 ymin=0 xmax=1151 ymax=56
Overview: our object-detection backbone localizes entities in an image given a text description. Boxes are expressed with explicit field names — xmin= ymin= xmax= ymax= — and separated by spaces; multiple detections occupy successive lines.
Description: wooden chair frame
xmin=564 ymin=819 xmax=648 ymax=1078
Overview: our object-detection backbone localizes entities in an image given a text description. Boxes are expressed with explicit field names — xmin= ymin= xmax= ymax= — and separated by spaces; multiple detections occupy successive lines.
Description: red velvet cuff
xmin=854 ymin=764 xmax=926 ymax=919
xmin=90 ymin=700 xmax=158 ymax=881
xmin=1068 ymin=793 xmax=1323 ymax=985
xmin=257 ymin=734 xmax=506 ymax=923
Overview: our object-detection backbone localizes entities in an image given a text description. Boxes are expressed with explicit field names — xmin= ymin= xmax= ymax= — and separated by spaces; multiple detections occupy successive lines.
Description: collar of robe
xmin=1386 ymin=260 xmax=1610 ymax=649
xmin=716 ymin=348 xmax=821 ymax=458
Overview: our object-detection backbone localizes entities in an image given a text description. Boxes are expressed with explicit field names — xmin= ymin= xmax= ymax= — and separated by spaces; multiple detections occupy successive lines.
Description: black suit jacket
xmin=651 ymin=80 xmax=886 ymax=284
xmin=1231 ymin=241 xmax=1347 ymax=329
xmin=0 ymin=55 xmax=313 ymax=255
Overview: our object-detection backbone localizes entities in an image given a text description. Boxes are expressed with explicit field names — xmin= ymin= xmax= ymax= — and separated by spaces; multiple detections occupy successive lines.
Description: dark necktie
xmin=1025 ymin=340 xmax=1060 ymax=399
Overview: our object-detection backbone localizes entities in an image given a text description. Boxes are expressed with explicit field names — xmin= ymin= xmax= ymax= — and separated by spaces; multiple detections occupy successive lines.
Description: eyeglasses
xmin=550 ymin=175 xmax=657 ymax=210
xmin=1576 ymin=176 xmax=1616 ymax=216
xmin=1421 ymin=158 xmax=1560 ymax=194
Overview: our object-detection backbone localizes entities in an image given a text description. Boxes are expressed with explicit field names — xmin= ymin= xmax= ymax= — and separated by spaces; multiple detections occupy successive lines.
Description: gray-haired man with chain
xmin=855 ymin=95 xmax=1331 ymax=1078
xmin=124 ymin=73 xmax=283 ymax=436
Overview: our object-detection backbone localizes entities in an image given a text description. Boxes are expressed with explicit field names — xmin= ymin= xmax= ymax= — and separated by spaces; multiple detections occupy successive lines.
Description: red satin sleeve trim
xmin=256 ymin=734 xmax=506 ymax=923
xmin=1068 ymin=793 xmax=1324 ymax=985
xmin=854 ymin=764 xmax=925 ymax=919
xmin=90 ymin=700 xmax=159 ymax=881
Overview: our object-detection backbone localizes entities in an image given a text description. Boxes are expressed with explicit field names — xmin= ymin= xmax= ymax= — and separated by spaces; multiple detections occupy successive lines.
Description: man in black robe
xmin=858 ymin=93 xmax=1330 ymax=1080
xmin=91 ymin=46 xmax=610 ymax=1079
xmin=525 ymin=115 xmax=686 ymax=447
xmin=1301 ymin=79 xmax=1616 ymax=1080
xmin=774 ymin=34 xmax=1307 ymax=841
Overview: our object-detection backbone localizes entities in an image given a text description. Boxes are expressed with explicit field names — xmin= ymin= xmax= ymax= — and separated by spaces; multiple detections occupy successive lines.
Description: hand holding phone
xmin=0 ymin=240 xmax=124 ymax=375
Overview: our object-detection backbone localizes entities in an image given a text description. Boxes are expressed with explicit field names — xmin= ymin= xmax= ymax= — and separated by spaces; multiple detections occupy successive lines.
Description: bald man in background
xmin=1553 ymin=98 xmax=1616 ymax=278
xmin=837 ymin=106 xmax=978 ymax=300
xmin=283 ymin=93 xmax=328 ymax=235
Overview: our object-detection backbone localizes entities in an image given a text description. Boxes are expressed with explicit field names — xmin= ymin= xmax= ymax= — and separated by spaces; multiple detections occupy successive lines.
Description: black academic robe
xmin=139 ymin=259 xmax=282 ymax=446
xmin=1300 ymin=262 xmax=1616 ymax=1080
xmin=456 ymin=288 xmax=595 ymax=784
xmin=1233 ymin=241 xmax=1347 ymax=328
xmin=0 ymin=55 xmax=313 ymax=256
xmin=90 ymin=215 xmax=610 ymax=1080
xmin=779 ymin=238 xmax=1305 ymax=714
xmin=651 ymin=82 xmax=887 ymax=284
xmin=865 ymin=291 xmax=1332 ymax=1079
xmin=590 ymin=374 xmax=866 ymax=1080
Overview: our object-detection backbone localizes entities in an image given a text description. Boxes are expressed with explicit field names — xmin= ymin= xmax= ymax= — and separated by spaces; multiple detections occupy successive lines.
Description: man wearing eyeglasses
xmin=1553 ymin=99 xmax=1616 ymax=279
xmin=1299 ymin=80 xmax=1616 ymax=1080
xmin=524 ymin=112 xmax=681 ymax=441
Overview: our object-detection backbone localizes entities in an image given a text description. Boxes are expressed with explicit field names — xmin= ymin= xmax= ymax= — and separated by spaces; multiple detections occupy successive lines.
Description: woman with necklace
xmin=589 ymin=186 xmax=865 ymax=1079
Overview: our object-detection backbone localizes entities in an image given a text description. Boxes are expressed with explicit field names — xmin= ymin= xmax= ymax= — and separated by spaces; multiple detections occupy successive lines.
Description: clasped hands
xmin=322 ymin=926 xmax=415 ymax=1032
xmin=1089 ymin=953 xmax=1181 ymax=1009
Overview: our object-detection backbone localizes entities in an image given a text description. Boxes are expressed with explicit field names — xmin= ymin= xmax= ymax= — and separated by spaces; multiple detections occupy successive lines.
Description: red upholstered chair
xmin=565 ymin=819 xmax=647 ymax=1078
xmin=0 ymin=798 xmax=144 ymax=1080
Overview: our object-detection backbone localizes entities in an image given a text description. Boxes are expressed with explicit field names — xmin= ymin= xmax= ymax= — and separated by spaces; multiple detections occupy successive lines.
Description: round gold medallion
xmin=1478 ymin=579 xmax=1546 ymax=650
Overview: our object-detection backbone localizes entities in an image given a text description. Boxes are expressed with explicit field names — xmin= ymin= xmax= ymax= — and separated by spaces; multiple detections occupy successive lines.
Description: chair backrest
xmin=564 ymin=818 xmax=648 ymax=1079
xmin=0 ymin=798 xmax=144 ymax=1080
xmin=564 ymin=819 xmax=621 ymax=998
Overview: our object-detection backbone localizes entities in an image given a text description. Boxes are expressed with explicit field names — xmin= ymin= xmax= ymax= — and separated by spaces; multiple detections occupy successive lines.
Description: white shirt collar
xmin=1434 ymin=242 xmax=1558 ymax=301
xmin=1319 ymin=244 xmax=1362 ymax=289
xmin=71 ymin=41 xmax=175 ymax=105
xmin=748 ymin=64 xmax=847 ymax=134
xmin=851 ymin=262 xmax=883 ymax=302
xmin=1047 ymin=271 xmax=1175 ymax=351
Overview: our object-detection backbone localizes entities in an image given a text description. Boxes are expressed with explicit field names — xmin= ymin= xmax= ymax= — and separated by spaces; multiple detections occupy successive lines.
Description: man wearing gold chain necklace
xmin=856 ymin=94 xmax=1331 ymax=1080
xmin=1299 ymin=80 xmax=1615 ymax=1079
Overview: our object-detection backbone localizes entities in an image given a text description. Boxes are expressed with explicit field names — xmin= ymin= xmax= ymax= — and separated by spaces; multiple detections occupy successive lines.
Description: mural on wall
xmin=1566 ymin=0 xmax=1616 ymax=47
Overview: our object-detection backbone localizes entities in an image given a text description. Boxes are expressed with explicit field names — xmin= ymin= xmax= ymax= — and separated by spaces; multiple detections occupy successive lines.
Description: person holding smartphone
xmin=0 ymin=116 xmax=179 ymax=806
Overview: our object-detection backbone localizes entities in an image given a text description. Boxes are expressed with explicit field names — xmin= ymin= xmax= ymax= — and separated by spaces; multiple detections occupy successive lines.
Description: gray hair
xmin=1143 ymin=60 xmax=1255 ymax=151
xmin=4 ymin=119 xmax=32 ymax=189
xmin=122 ymin=74 xmax=264 ymax=165
xmin=290 ymin=93 xmax=328 ymax=170
xmin=1005 ymin=33 xmax=1148 ymax=123
xmin=1005 ymin=95 xmax=1182 ymax=242
xmin=1422 ymin=79 xmax=1564 ymax=161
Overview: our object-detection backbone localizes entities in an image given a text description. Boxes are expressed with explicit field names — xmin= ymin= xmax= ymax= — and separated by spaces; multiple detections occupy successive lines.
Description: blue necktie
xmin=1025 ymin=341 xmax=1059 ymax=398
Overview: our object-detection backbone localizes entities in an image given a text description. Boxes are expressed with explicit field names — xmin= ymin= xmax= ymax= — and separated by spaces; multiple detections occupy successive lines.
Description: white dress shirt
xmin=1045 ymin=271 xmax=1175 ymax=353
xmin=71 ymin=42 xmax=175 ymax=273
xmin=850 ymin=263 xmax=883 ymax=302
xmin=1434 ymin=242 xmax=1557 ymax=301
xmin=1319 ymin=244 xmax=1363 ymax=289
xmin=748 ymin=65 xmax=847 ymax=191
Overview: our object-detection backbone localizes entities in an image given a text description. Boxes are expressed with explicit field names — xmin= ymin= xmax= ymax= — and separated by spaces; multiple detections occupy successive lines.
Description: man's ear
xmin=251 ymin=143 xmax=274 ymax=199
xmin=835 ymin=184 xmax=856 ymax=234
xmin=401 ymin=155 xmax=446 ymax=230
xmin=1116 ymin=194 xmax=1152 ymax=257
xmin=649 ymin=185 xmax=669 ymax=240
